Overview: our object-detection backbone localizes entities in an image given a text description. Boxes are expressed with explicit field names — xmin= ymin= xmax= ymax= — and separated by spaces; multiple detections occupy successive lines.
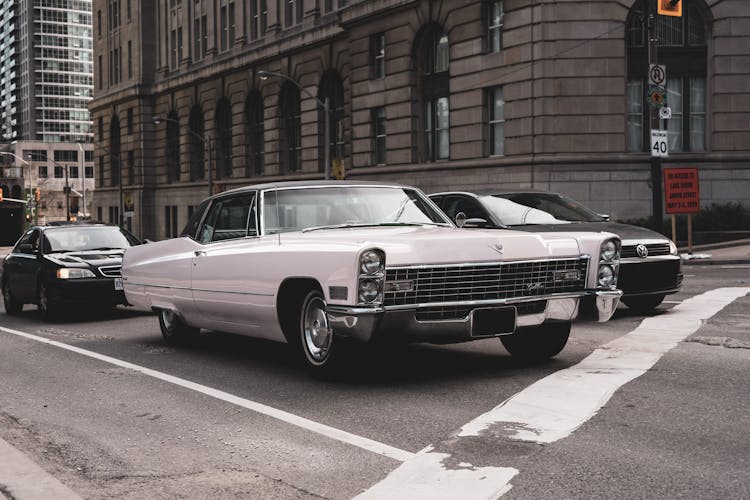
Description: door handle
xmin=194 ymin=250 xmax=206 ymax=257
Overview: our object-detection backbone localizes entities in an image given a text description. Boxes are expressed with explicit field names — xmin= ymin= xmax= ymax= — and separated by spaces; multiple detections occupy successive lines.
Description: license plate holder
xmin=114 ymin=277 xmax=124 ymax=291
xmin=471 ymin=307 xmax=516 ymax=337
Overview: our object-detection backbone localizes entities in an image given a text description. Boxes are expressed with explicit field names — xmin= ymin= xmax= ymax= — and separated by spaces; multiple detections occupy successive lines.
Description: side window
xmin=198 ymin=193 xmax=256 ymax=243
xmin=181 ymin=199 xmax=211 ymax=239
xmin=14 ymin=230 xmax=38 ymax=254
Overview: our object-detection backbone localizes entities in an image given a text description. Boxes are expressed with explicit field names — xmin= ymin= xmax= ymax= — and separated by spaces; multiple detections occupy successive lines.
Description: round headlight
xmin=358 ymin=278 xmax=381 ymax=303
xmin=598 ymin=265 xmax=615 ymax=288
xmin=601 ymin=240 xmax=618 ymax=261
xmin=360 ymin=250 xmax=383 ymax=275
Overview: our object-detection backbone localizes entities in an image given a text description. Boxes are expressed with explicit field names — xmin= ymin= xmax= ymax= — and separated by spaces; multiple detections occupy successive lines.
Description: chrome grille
xmin=621 ymin=243 xmax=671 ymax=258
xmin=384 ymin=258 xmax=589 ymax=307
xmin=98 ymin=265 xmax=122 ymax=278
xmin=415 ymin=300 xmax=548 ymax=322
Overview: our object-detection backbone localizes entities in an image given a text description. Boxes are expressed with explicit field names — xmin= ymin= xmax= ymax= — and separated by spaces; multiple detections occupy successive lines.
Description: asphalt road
xmin=1 ymin=263 xmax=749 ymax=499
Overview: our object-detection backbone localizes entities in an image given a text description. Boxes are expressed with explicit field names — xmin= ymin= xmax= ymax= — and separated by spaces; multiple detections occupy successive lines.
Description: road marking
xmin=357 ymin=287 xmax=750 ymax=499
xmin=0 ymin=325 xmax=414 ymax=463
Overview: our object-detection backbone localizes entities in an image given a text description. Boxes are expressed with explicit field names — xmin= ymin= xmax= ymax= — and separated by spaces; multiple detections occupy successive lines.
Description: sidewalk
xmin=679 ymin=238 xmax=750 ymax=266
xmin=0 ymin=437 xmax=82 ymax=500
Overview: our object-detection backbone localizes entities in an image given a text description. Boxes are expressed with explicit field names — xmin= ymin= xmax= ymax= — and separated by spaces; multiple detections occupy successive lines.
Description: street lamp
xmin=257 ymin=70 xmax=332 ymax=180
xmin=0 ymin=151 xmax=33 ymax=226
xmin=152 ymin=115 xmax=213 ymax=196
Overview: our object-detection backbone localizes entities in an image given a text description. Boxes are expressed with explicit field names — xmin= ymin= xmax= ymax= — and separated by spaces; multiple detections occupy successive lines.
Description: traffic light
xmin=658 ymin=0 xmax=681 ymax=17
xmin=0 ymin=190 xmax=3 ymax=203
xmin=35 ymin=188 xmax=40 ymax=202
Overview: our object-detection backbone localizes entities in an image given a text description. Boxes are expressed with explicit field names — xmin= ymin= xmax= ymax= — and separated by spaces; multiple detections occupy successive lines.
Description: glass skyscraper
xmin=0 ymin=0 xmax=93 ymax=143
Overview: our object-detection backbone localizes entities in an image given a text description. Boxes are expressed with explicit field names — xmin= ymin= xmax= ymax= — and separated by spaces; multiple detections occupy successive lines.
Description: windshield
xmin=262 ymin=186 xmax=450 ymax=234
xmin=491 ymin=193 xmax=605 ymax=225
xmin=44 ymin=226 xmax=138 ymax=253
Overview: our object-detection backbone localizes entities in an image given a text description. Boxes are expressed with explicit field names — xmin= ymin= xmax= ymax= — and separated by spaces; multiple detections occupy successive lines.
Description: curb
xmin=0 ymin=437 xmax=83 ymax=500
xmin=682 ymin=259 xmax=750 ymax=266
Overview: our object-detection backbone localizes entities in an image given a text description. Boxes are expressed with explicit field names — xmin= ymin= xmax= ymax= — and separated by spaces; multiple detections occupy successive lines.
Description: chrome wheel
xmin=302 ymin=293 xmax=332 ymax=366
xmin=160 ymin=309 xmax=176 ymax=335
xmin=157 ymin=308 xmax=198 ymax=345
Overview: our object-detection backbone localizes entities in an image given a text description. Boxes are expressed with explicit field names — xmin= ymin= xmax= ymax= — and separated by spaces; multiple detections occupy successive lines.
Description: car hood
xmin=506 ymin=222 xmax=667 ymax=242
xmin=280 ymin=225 xmax=582 ymax=266
xmin=45 ymin=249 xmax=125 ymax=267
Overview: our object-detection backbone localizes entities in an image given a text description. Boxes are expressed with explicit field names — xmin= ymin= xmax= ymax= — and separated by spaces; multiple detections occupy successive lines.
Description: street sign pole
xmin=647 ymin=8 xmax=664 ymax=234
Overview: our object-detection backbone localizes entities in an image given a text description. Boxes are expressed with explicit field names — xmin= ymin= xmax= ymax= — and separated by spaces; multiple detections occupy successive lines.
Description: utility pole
xmin=64 ymin=164 xmax=71 ymax=221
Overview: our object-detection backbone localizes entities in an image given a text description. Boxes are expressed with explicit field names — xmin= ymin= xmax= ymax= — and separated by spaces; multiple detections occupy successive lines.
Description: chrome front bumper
xmin=327 ymin=289 xmax=622 ymax=343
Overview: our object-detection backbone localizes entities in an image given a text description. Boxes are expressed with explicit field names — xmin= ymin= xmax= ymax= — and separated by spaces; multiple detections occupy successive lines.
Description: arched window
xmin=166 ymin=110 xmax=180 ymax=182
xmin=11 ymin=184 xmax=22 ymax=200
xmin=318 ymin=70 xmax=345 ymax=174
xmin=188 ymin=105 xmax=205 ymax=181
xmin=110 ymin=116 xmax=121 ymax=187
xmin=279 ymin=82 xmax=301 ymax=173
xmin=414 ymin=24 xmax=450 ymax=162
xmin=215 ymin=97 xmax=233 ymax=180
xmin=626 ymin=0 xmax=708 ymax=152
xmin=245 ymin=90 xmax=264 ymax=176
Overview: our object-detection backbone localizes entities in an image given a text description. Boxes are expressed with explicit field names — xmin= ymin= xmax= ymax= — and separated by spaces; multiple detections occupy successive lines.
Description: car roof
xmin=217 ymin=180 xmax=414 ymax=198
xmin=35 ymin=221 xmax=120 ymax=230
xmin=430 ymin=188 xmax=559 ymax=197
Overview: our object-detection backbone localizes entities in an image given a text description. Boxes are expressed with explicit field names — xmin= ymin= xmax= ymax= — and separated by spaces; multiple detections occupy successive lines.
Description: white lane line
xmin=0 ymin=325 xmax=414 ymax=463
xmin=357 ymin=287 xmax=750 ymax=499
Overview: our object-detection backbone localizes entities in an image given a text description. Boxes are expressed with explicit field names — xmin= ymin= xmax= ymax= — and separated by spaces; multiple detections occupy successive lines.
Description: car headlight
xmin=358 ymin=278 xmax=381 ymax=303
xmin=600 ymin=240 xmax=619 ymax=262
xmin=669 ymin=240 xmax=678 ymax=255
xmin=360 ymin=250 xmax=384 ymax=275
xmin=598 ymin=265 xmax=616 ymax=288
xmin=57 ymin=268 xmax=96 ymax=279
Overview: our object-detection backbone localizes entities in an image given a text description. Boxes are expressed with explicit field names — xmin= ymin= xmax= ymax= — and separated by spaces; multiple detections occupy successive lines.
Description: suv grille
xmin=384 ymin=258 xmax=589 ymax=307
xmin=621 ymin=243 xmax=671 ymax=258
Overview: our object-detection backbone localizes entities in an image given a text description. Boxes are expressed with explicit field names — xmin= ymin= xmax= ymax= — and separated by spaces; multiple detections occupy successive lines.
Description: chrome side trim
xmin=125 ymin=281 xmax=274 ymax=297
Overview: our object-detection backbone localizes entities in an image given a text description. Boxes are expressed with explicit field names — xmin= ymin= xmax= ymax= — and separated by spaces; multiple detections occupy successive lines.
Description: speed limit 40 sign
xmin=651 ymin=130 xmax=669 ymax=157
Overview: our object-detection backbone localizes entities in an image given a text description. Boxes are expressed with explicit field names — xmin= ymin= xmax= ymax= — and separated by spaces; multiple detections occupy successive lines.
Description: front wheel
xmin=3 ymin=281 xmax=23 ymax=315
xmin=622 ymin=294 xmax=665 ymax=313
xmin=37 ymin=282 xmax=59 ymax=321
xmin=500 ymin=322 xmax=571 ymax=362
xmin=298 ymin=290 xmax=349 ymax=379
xmin=158 ymin=309 xmax=199 ymax=345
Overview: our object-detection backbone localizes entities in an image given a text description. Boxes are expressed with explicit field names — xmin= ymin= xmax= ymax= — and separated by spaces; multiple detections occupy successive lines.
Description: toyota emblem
xmin=636 ymin=244 xmax=649 ymax=258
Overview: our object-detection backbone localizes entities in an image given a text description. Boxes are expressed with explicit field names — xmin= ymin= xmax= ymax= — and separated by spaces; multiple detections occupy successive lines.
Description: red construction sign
xmin=664 ymin=167 xmax=699 ymax=214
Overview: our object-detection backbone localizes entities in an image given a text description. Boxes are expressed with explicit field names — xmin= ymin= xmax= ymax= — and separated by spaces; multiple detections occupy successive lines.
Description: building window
xmin=69 ymin=166 xmax=79 ymax=179
xmin=165 ymin=205 xmax=179 ymax=238
xmin=285 ymin=0 xmax=302 ymax=27
xmin=99 ymin=156 xmax=105 ymax=187
xmin=85 ymin=166 xmax=94 ymax=179
xmin=39 ymin=166 xmax=48 ymax=178
xmin=97 ymin=10 xmax=102 ymax=36
xmin=189 ymin=105 xmax=205 ymax=181
xmin=280 ymin=82 xmax=302 ymax=173
xmin=127 ymin=41 xmax=133 ymax=78
xmin=487 ymin=87 xmax=504 ymax=156
xmin=246 ymin=90 xmax=265 ymax=176
xmin=416 ymin=25 xmax=450 ymax=162
xmin=486 ymin=1 xmax=503 ymax=53
xmin=127 ymin=151 xmax=135 ymax=185
xmin=372 ymin=107 xmax=386 ymax=165
xmin=110 ymin=117 xmax=121 ymax=187
xmin=127 ymin=108 xmax=133 ymax=134
xmin=170 ymin=30 xmax=178 ymax=68
xmin=85 ymin=151 xmax=94 ymax=162
xmin=626 ymin=0 xmax=707 ymax=152
xmin=54 ymin=166 xmax=64 ymax=178
xmin=166 ymin=112 xmax=180 ymax=182
xmin=250 ymin=0 xmax=267 ymax=40
xmin=215 ymin=98 xmax=233 ymax=179
xmin=220 ymin=5 xmax=228 ymax=51
xmin=370 ymin=33 xmax=385 ymax=79
xmin=318 ymin=71 xmax=345 ymax=174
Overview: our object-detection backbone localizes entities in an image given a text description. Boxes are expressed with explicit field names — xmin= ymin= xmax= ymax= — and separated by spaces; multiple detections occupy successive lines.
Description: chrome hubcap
xmin=161 ymin=310 xmax=176 ymax=332
xmin=303 ymin=296 xmax=331 ymax=363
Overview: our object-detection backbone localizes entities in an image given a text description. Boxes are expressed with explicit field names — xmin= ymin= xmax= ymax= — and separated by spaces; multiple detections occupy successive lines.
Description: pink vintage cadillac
xmin=122 ymin=181 xmax=621 ymax=377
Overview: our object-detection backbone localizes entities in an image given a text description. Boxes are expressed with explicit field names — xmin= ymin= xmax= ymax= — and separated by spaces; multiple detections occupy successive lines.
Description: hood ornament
xmin=490 ymin=243 xmax=504 ymax=255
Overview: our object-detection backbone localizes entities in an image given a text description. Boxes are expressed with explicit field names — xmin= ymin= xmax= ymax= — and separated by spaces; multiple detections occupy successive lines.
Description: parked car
xmin=122 ymin=181 xmax=622 ymax=377
xmin=430 ymin=189 xmax=682 ymax=312
xmin=2 ymin=222 xmax=140 ymax=320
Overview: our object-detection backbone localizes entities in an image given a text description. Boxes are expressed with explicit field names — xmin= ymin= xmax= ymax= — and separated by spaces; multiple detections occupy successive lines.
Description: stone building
xmin=90 ymin=0 xmax=750 ymax=240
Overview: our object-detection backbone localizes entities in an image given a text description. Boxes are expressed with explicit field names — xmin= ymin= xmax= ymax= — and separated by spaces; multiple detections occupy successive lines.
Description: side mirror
xmin=142 ymin=239 xmax=154 ymax=244
xmin=463 ymin=218 xmax=489 ymax=228
xmin=598 ymin=214 xmax=611 ymax=222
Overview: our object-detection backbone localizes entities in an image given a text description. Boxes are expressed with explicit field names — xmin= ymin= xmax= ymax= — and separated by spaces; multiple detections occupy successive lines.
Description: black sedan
xmin=430 ymin=190 xmax=683 ymax=312
xmin=2 ymin=222 xmax=140 ymax=320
